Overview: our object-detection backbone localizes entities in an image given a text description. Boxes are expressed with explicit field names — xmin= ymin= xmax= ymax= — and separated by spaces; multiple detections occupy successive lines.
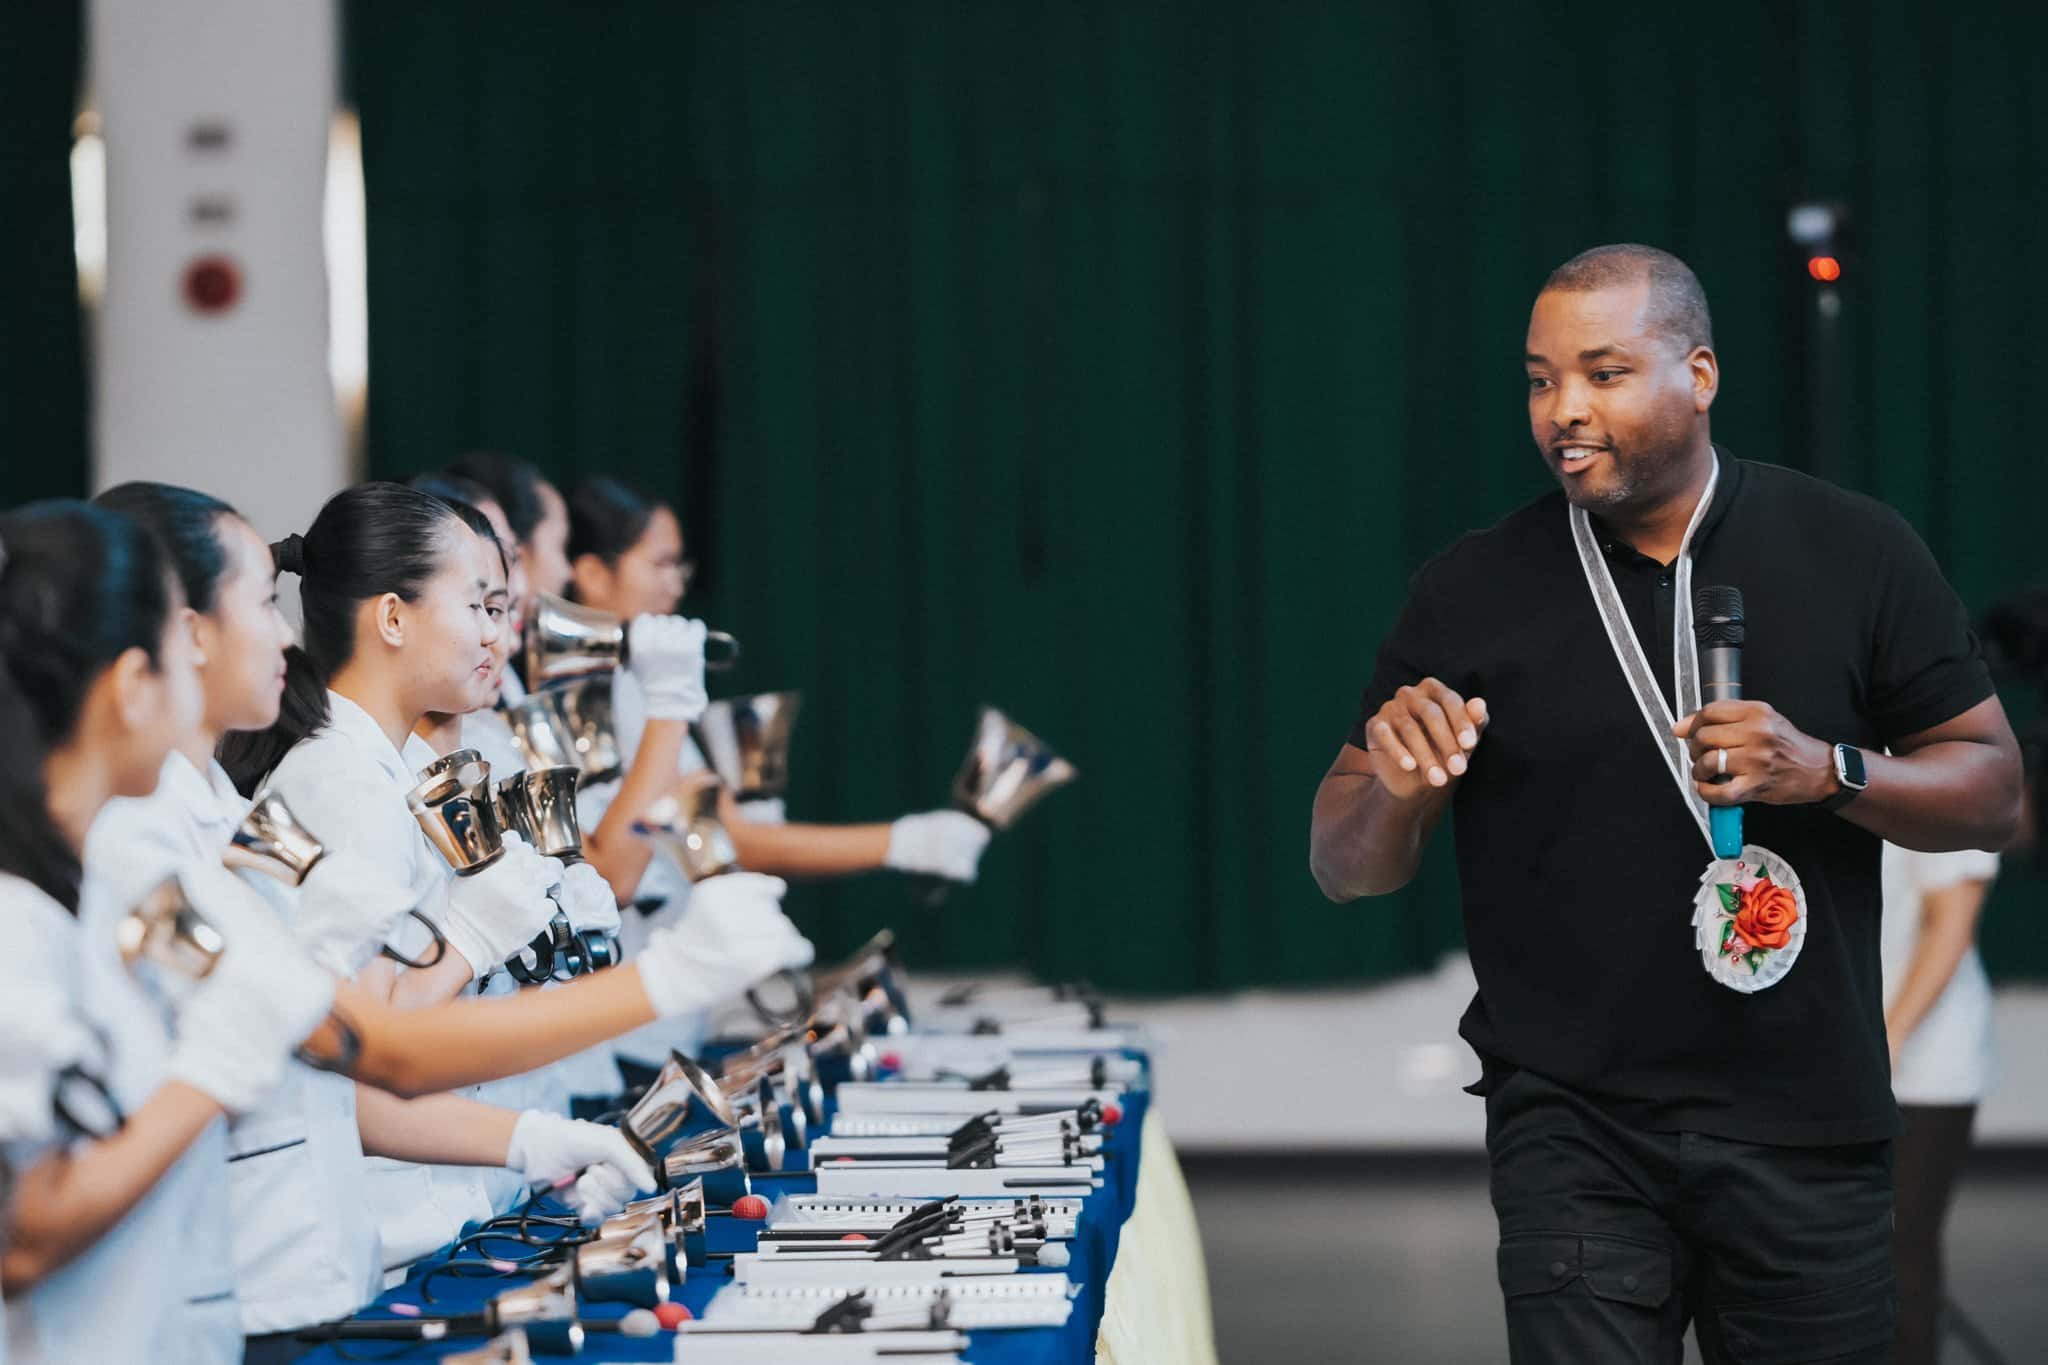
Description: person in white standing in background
xmin=1880 ymin=840 xmax=1999 ymax=1365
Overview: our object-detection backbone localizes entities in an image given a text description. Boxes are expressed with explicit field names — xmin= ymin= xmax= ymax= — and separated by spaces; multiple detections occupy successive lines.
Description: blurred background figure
xmin=1883 ymin=842 xmax=2000 ymax=1365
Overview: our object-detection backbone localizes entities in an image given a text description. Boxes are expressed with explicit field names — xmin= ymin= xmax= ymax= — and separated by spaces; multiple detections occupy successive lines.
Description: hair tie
xmin=273 ymin=532 xmax=307 ymax=577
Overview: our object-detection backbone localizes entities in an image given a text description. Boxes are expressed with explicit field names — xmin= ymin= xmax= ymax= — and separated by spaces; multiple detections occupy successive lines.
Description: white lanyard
xmin=1568 ymin=459 xmax=1720 ymax=851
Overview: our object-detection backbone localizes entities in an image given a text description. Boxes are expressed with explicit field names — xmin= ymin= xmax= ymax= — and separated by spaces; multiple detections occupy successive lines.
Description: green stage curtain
xmin=349 ymin=0 xmax=2048 ymax=989
xmin=0 ymin=2 xmax=87 ymax=503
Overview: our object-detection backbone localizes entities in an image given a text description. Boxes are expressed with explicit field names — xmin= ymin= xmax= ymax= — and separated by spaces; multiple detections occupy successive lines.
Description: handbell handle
xmin=703 ymin=630 xmax=742 ymax=674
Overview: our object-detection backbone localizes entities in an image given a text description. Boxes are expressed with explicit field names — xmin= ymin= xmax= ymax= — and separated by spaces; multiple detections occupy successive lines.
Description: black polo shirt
xmin=1348 ymin=451 xmax=1994 ymax=1145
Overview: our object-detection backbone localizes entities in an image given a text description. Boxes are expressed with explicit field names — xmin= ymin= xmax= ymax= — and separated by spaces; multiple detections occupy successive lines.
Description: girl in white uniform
xmin=1878 ymin=842 xmax=2000 ymax=1365
xmin=0 ymin=501 xmax=333 ymax=1365
xmin=408 ymin=476 xmax=617 ymax=1125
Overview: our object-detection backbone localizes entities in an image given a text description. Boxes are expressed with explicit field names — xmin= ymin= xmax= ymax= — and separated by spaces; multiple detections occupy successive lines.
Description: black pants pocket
xmin=1498 ymin=1232 xmax=1680 ymax=1364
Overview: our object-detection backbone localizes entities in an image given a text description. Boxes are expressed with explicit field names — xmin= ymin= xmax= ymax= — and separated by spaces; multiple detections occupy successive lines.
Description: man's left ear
xmin=1689 ymin=346 xmax=1719 ymax=413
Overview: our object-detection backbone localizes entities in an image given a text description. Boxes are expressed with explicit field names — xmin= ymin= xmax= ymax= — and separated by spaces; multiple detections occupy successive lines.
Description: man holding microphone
xmin=1310 ymin=244 xmax=2022 ymax=1362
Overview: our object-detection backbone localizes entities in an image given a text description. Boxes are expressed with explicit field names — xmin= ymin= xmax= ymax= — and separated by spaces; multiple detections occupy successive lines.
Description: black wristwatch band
xmin=1818 ymin=743 xmax=1867 ymax=813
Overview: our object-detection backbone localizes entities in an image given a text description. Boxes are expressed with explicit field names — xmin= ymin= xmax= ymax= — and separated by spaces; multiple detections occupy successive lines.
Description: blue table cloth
xmin=297 ymin=1088 xmax=1147 ymax=1364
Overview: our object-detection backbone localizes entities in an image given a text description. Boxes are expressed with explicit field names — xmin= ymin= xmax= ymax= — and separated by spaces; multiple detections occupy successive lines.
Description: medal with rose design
xmin=1570 ymin=461 xmax=1808 ymax=993
xmin=1691 ymin=844 xmax=1807 ymax=992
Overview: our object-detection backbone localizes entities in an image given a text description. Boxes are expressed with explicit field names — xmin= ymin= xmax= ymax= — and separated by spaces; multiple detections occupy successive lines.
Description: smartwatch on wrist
xmin=1819 ymin=743 xmax=1868 ymax=812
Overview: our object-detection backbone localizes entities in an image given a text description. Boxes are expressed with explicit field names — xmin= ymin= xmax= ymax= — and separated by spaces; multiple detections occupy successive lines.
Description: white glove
xmin=440 ymin=830 xmax=563 ymax=979
xmin=505 ymin=1110 xmax=654 ymax=1224
xmin=290 ymin=848 xmax=419 ymax=976
xmin=627 ymin=615 xmax=709 ymax=723
xmin=167 ymin=864 xmax=337 ymax=1114
xmin=736 ymin=797 xmax=787 ymax=824
xmin=0 ymin=978 xmax=96 ymax=1145
xmin=636 ymin=872 xmax=815 ymax=1017
xmin=884 ymin=810 xmax=993 ymax=884
xmin=553 ymin=860 xmax=622 ymax=935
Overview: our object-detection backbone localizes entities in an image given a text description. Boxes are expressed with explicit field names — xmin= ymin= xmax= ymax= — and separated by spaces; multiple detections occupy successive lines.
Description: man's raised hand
xmin=1364 ymin=680 xmax=1489 ymax=801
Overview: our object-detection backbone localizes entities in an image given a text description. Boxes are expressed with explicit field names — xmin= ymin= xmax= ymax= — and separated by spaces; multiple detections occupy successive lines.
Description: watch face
xmin=1837 ymin=744 xmax=1868 ymax=790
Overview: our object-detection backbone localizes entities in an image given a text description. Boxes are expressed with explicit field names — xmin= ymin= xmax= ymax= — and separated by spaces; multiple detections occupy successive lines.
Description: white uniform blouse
xmin=0 ymin=867 xmax=240 ymax=1365
xmin=1880 ymin=844 xmax=1999 ymax=1106
xmin=85 ymin=752 xmax=384 ymax=1332
xmin=263 ymin=692 xmax=499 ymax=1271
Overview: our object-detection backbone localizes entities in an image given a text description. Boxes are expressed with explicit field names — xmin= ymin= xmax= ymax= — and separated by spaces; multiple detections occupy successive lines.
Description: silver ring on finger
xmin=1716 ymin=748 xmax=1728 ymax=777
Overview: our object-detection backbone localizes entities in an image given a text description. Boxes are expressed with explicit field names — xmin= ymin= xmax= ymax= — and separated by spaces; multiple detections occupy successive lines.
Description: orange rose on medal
xmin=1732 ymin=880 xmax=1798 ymax=950
xmin=1696 ymin=851 xmax=1808 ymax=991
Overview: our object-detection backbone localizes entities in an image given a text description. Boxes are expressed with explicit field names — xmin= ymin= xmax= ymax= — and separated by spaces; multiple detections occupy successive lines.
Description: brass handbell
xmin=694 ymin=691 xmax=801 ymax=800
xmin=814 ymin=929 xmax=913 ymax=1038
xmin=620 ymin=1050 xmax=739 ymax=1162
xmin=485 ymin=1263 xmax=580 ymax=1334
xmin=658 ymin=1134 xmax=747 ymax=1194
xmin=635 ymin=783 xmax=740 ymax=883
xmin=910 ymin=707 xmax=1079 ymax=907
xmin=224 ymin=789 xmax=326 ymax=886
xmin=493 ymin=766 xmax=587 ymax=863
xmin=407 ymin=751 xmax=505 ymax=875
xmin=498 ymin=691 xmax=583 ymax=774
xmin=494 ymin=764 xmax=614 ymax=980
xmin=117 ymin=875 xmax=227 ymax=981
xmin=523 ymin=591 xmax=739 ymax=691
xmin=551 ymin=679 xmax=625 ymax=786
xmin=572 ymin=1220 xmax=671 ymax=1308
xmin=951 ymin=707 xmax=1078 ymax=832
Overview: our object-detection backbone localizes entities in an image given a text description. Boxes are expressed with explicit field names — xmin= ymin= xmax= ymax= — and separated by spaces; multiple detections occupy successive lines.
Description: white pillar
xmin=90 ymin=0 xmax=346 ymax=541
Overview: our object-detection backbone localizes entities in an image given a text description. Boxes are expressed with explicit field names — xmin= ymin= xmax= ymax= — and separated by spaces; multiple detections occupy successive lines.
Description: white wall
xmin=90 ymin=0 xmax=346 ymax=539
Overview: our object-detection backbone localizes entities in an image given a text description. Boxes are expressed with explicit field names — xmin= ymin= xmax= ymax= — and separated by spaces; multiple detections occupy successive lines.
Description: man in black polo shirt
xmin=1310 ymin=244 xmax=2022 ymax=1363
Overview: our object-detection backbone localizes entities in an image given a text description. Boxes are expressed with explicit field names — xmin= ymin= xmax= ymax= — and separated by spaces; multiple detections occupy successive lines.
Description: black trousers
xmin=1485 ymin=1069 xmax=1896 ymax=1364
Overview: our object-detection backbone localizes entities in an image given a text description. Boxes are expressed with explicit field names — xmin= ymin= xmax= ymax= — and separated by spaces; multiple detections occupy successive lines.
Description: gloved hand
xmin=440 ymin=830 xmax=563 ymax=980
xmin=166 ymin=863 xmax=337 ymax=1114
xmin=884 ymin=810 xmax=993 ymax=884
xmin=505 ymin=1109 xmax=655 ymax=1224
xmin=636 ymin=872 xmax=815 ymax=1017
xmin=552 ymin=859 xmax=622 ymax=936
xmin=627 ymin=615 xmax=709 ymax=723
xmin=0 ymin=977 xmax=96 ymax=1145
xmin=289 ymin=848 xmax=419 ymax=976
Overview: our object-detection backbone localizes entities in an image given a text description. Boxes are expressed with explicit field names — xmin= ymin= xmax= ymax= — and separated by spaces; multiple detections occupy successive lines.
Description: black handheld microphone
xmin=1693 ymin=585 xmax=1745 ymax=857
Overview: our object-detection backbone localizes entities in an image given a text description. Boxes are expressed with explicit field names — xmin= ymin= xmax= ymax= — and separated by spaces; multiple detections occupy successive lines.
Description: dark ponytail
xmin=566 ymin=475 xmax=661 ymax=568
xmin=408 ymin=475 xmax=510 ymax=578
xmin=217 ymin=482 xmax=467 ymax=795
xmin=445 ymin=452 xmax=547 ymax=544
xmin=0 ymin=501 xmax=176 ymax=912
xmin=93 ymin=481 xmax=239 ymax=614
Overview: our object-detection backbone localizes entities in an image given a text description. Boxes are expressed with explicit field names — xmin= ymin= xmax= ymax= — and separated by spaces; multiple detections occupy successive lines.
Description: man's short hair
xmin=1541 ymin=244 xmax=1713 ymax=353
